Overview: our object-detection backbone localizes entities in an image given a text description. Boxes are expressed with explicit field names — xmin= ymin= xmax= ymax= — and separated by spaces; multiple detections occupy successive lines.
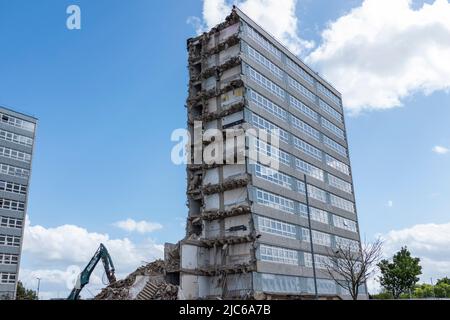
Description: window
xmin=317 ymin=279 xmax=337 ymax=294
xmin=0 ymin=112 xmax=35 ymax=132
xmin=291 ymin=116 xmax=320 ymax=141
xmin=317 ymin=83 xmax=341 ymax=107
xmin=297 ymin=180 xmax=306 ymax=194
xmin=258 ymin=216 xmax=296 ymax=239
xmin=301 ymin=207 xmax=329 ymax=225
xmin=256 ymin=189 xmax=295 ymax=214
xmin=304 ymin=253 xmax=332 ymax=270
xmin=0 ymin=180 xmax=27 ymax=195
xmin=251 ymin=114 xmax=289 ymax=143
xmin=0 ymin=254 xmax=19 ymax=265
xmin=0 ymin=234 xmax=21 ymax=247
xmin=323 ymin=135 xmax=347 ymax=158
xmin=0 ymin=272 xmax=16 ymax=284
xmin=288 ymin=76 xmax=316 ymax=102
xmin=295 ymin=158 xmax=324 ymax=181
xmin=248 ymin=67 xmax=285 ymax=100
xmin=325 ymin=154 xmax=350 ymax=176
xmin=0 ymin=129 xmax=33 ymax=147
xmin=319 ymin=99 xmax=343 ymax=123
xmin=290 ymin=95 xmax=319 ymax=122
xmin=0 ymin=146 xmax=32 ymax=163
xmin=302 ymin=229 xmax=332 ymax=247
xmin=293 ymin=136 xmax=322 ymax=161
xmin=0 ymin=163 xmax=30 ymax=178
xmin=255 ymin=139 xmax=291 ymax=166
xmin=0 ymin=199 xmax=25 ymax=212
xmin=0 ymin=216 xmax=23 ymax=229
xmin=286 ymin=58 xmax=314 ymax=85
xmin=244 ymin=24 xmax=282 ymax=59
xmin=255 ymin=163 xmax=292 ymax=189
xmin=328 ymin=174 xmax=352 ymax=194
xmin=298 ymin=203 xmax=308 ymax=216
xmin=333 ymin=215 xmax=357 ymax=233
xmin=247 ymin=45 xmax=284 ymax=79
xmin=249 ymin=89 xmax=288 ymax=122
xmin=335 ymin=236 xmax=360 ymax=252
xmin=321 ymin=117 xmax=345 ymax=140
xmin=260 ymin=244 xmax=298 ymax=265
xmin=307 ymin=185 xmax=327 ymax=203
xmin=330 ymin=194 xmax=355 ymax=213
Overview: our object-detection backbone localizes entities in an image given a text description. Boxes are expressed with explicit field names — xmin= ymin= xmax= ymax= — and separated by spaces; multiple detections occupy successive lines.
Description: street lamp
xmin=36 ymin=278 xmax=41 ymax=300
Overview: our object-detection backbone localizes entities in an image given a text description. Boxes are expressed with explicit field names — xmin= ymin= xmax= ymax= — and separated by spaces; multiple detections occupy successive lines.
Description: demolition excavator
xmin=67 ymin=243 xmax=116 ymax=300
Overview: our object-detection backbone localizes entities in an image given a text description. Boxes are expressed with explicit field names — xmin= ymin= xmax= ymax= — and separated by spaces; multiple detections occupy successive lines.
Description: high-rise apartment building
xmin=180 ymin=7 xmax=365 ymax=299
xmin=0 ymin=106 xmax=37 ymax=300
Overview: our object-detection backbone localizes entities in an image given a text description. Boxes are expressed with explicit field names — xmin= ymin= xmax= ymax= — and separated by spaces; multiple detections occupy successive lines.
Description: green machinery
xmin=67 ymin=243 xmax=116 ymax=300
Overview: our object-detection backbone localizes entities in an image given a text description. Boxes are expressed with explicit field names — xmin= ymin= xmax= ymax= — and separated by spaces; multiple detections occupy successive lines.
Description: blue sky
xmin=1 ymin=0 xmax=449 ymax=298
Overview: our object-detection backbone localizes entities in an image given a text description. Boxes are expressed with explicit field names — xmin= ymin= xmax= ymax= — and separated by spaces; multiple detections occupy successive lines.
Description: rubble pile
xmin=95 ymin=245 xmax=180 ymax=300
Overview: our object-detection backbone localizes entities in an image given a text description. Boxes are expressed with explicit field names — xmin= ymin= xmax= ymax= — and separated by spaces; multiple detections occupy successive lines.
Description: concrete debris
xmin=95 ymin=245 xmax=180 ymax=300
xmin=202 ymin=175 xmax=250 ymax=195
xmin=201 ymin=204 xmax=252 ymax=221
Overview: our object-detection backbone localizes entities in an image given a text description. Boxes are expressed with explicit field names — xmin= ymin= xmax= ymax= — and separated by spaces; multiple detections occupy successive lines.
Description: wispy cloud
xmin=113 ymin=218 xmax=163 ymax=234
xmin=432 ymin=145 xmax=449 ymax=155
xmin=387 ymin=200 xmax=394 ymax=208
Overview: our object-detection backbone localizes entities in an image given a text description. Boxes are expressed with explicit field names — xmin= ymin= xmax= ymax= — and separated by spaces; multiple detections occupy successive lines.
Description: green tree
xmin=16 ymin=281 xmax=38 ymax=300
xmin=378 ymin=247 xmax=422 ymax=299
xmin=436 ymin=277 xmax=450 ymax=286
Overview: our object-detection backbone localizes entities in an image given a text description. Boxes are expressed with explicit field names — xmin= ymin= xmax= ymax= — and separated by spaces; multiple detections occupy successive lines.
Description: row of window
xmin=243 ymin=23 xmax=283 ymax=60
xmin=1 ymin=216 xmax=23 ymax=229
xmin=254 ymin=138 xmax=290 ymax=166
xmin=288 ymin=75 xmax=316 ymax=103
xmin=286 ymin=57 xmax=315 ymax=85
xmin=0 ymin=272 xmax=16 ymax=284
xmin=291 ymin=115 xmax=320 ymax=142
xmin=248 ymin=66 xmax=285 ymax=101
xmin=257 ymin=215 xmax=358 ymax=246
xmin=251 ymin=113 xmax=289 ymax=143
xmin=0 ymin=180 xmax=27 ymax=195
xmin=243 ymin=22 xmax=342 ymax=109
xmin=0 ymin=112 xmax=35 ymax=133
xmin=260 ymin=244 xmax=339 ymax=271
xmin=0 ymin=253 xmax=18 ymax=265
xmin=321 ymin=117 xmax=345 ymax=140
xmin=0 ymin=163 xmax=30 ymax=179
xmin=252 ymin=127 xmax=351 ymax=195
xmin=247 ymin=44 xmax=284 ymax=80
xmin=0 ymin=234 xmax=21 ymax=247
xmin=254 ymin=142 xmax=352 ymax=194
xmin=0 ymin=146 xmax=31 ymax=163
xmin=0 ymin=199 xmax=25 ymax=212
xmin=248 ymin=79 xmax=345 ymax=144
xmin=319 ymin=99 xmax=343 ymax=123
xmin=256 ymin=189 xmax=295 ymax=214
xmin=256 ymin=183 xmax=355 ymax=214
xmin=317 ymin=82 xmax=342 ymax=107
xmin=0 ymin=129 xmax=33 ymax=147
xmin=323 ymin=135 xmax=347 ymax=158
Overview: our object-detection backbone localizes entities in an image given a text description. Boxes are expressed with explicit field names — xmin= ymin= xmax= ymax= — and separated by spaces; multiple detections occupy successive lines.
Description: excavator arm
xmin=67 ymin=243 xmax=116 ymax=300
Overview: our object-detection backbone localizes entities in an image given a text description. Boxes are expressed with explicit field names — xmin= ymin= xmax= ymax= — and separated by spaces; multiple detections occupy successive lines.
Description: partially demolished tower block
xmin=181 ymin=7 xmax=366 ymax=300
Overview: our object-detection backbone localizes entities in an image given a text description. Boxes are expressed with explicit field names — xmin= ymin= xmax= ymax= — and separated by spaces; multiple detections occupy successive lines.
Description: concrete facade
xmin=181 ymin=8 xmax=365 ymax=300
xmin=0 ymin=107 xmax=37 ymax=300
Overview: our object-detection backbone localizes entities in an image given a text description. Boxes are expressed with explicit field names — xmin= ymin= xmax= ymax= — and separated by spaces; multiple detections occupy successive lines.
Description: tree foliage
xmin=16 ymin=281 xmax=38 ymax=300
xmin=378 ymin=247 xmax=422 ymax=299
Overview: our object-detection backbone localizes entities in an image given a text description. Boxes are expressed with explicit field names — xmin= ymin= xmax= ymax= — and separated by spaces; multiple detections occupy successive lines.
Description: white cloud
xmin=432 ymin=145 xmax=450 ymax=154
xmin=20 ymin=218 xmax=164 ymax=299
xmin=375 ymin=222 xmax=450 ymax=292
xmin=307 ymin=0 xmax=450 ymax=113
xmin=189 ymin=0 xmax=314 ymax=55
xmin=387 ymin=200 xmax=394 ymax=207
xmin=113 ymin=218 xmax=163 ymax=234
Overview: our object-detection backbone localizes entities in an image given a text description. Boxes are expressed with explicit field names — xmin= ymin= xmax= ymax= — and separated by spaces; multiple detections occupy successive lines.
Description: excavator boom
xmin=67 ymin=243 xmax=116 ymax=300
